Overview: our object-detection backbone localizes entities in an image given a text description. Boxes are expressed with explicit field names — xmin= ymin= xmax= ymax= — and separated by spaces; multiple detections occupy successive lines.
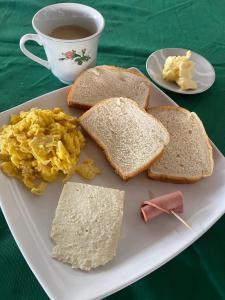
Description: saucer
xmin=146 ymin=48 xmax=215 ymax=94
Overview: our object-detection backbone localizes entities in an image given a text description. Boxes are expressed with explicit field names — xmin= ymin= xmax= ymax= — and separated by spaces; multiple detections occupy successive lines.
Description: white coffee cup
xmin=19 ymin=3 xmax=105 ymax=84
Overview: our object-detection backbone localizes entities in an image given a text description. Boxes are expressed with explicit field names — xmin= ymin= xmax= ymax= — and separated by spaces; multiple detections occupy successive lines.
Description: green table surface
xmin=0 ymin=0 xmax=225 ymax=299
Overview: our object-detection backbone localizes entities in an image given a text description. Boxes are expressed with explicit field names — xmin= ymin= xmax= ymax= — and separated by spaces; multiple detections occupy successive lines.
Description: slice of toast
xmin=67 ymin=65 xmax=151 ymax=109
xmin=79 ymin=97 xmax=169 ymax=180
xmin=147 ymin=106 xmax=214 ymax=183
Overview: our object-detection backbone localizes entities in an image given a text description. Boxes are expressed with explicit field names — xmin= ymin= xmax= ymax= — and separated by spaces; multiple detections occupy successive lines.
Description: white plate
xmin=146 ymin=48 xmax=215 ymax=94
xmin=0 ymin=72 xmax=224 ymax=300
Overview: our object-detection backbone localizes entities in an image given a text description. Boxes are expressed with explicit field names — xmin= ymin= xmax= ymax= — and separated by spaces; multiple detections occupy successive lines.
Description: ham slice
xmin=141 ymin=191 xmax=183 ymax=222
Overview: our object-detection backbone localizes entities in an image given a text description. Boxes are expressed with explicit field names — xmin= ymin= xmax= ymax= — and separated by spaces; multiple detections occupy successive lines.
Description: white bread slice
xmin=148 ymin=106 xmax=214 ymax=183
xmin=79 ymin=97 xmax=169 ymax=180
xmin=51 ymin=182 xmax=124 ymax=271
xmin=67 ymin=65 xmax=151 ymax=109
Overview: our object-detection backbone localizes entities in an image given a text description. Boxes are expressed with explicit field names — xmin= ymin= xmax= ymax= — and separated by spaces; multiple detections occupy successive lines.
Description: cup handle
xmin=19 ymin=34 xmax=50 ymax=69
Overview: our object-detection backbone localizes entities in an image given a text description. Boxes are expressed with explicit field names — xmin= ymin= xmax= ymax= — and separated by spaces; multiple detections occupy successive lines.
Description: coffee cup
xmin=19 ymin=3 xmax=105 ymax=84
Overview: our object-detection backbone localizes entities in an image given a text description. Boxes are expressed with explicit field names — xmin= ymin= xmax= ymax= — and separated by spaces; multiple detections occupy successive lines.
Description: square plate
xmin=0 ymin=69 xmax=225 ymax=300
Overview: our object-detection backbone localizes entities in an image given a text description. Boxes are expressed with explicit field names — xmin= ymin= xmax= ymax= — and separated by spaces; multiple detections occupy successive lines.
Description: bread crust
xmin=147 ymin=105 xmax=214 ymax=183
xmin=148 ymin=171 xmax=203 ymax=183
xmin=67 ymin=68 xmax=89 ymax=108
xmin=79 ymin=98 xmax=169 ymax=180
xmin=67 ymin=65 xmax=151 ymax=110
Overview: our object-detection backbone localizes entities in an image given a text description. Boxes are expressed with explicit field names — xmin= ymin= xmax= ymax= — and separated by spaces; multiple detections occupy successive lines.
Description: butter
xmin=162 ymin=51 xmax=197 ymax=90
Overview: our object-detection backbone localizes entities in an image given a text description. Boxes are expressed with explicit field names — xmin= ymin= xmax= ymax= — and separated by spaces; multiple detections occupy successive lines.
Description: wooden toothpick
xmin=147 ymin=190 xmax=192 ymax=230
xmin=170 ymin=210 xmax=192 ymax=230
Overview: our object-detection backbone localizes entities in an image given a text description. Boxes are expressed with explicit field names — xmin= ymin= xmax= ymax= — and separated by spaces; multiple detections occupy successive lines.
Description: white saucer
xmin=146 ymin=48 xmax=215 ymax=94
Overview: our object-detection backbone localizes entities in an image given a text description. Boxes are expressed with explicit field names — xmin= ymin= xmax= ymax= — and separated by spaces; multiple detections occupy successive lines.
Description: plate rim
xmin=146 ymin=47 xmax=216 ymax=95
xmin=0 ymin=80 xmax=224 ymax=300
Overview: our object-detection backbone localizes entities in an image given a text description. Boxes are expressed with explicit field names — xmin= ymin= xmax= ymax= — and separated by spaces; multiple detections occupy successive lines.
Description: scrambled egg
xmin=162 ymin=50 xmax=197 ymax=90
xmin=0 ymin=108 xmax=99 ymax=195
xmin=76 ymin=159 xmax=101 ymax=180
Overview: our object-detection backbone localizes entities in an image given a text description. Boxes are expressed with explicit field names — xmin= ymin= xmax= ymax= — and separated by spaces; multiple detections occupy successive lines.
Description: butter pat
xmin=162 ymin=51 xmax=197 ymax=90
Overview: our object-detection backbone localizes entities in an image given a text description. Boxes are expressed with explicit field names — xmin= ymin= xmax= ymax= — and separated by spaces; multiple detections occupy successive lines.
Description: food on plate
xmin=0 ymin=107 xmax=86 ymax=194
xmin=79 ymin=97 xmax=169 ymax=180
xmin=51 ymin=182 xmax=124 ymax=271
xmin=67 ymin=65 xmax=151 ymax=109
xmin=141 ymin=191 xmax=183 ymax=222
xmin=147 ymin=106 xmax=214 ymax=183
xmin=75 ymin=158 xmax=100 ymax=179
xmin=162 ymin=50 xmax=197 ymax=90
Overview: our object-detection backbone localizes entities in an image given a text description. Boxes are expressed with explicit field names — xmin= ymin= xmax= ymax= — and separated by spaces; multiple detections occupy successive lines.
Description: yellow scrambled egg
xmin=0 ymin=107 xmax=100 ymax=195
xmin=76 ymin=159 xmax=101 ymax=180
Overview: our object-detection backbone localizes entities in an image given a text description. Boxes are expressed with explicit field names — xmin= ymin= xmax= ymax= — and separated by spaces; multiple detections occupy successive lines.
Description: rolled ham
xmin=141 ymin=191 xmax=183 ymax=222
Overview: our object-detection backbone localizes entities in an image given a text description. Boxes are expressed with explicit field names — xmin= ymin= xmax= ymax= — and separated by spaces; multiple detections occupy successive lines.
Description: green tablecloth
xmin=0 ymin=0 xmax=225 ymax=299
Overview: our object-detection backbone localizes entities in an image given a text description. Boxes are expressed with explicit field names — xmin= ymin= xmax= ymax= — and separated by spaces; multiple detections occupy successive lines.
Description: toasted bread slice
xmin=67 ymin=65 xmax=151 ymax=109
xmin=79 ymin=97 xmax=169 ymax=180
xmin=148 ymin=106 xmax=214 ymax=183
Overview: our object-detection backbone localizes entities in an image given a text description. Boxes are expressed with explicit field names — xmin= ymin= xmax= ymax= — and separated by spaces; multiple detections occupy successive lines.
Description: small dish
xmin=146 ymin=48 xmax=215 ymax=94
